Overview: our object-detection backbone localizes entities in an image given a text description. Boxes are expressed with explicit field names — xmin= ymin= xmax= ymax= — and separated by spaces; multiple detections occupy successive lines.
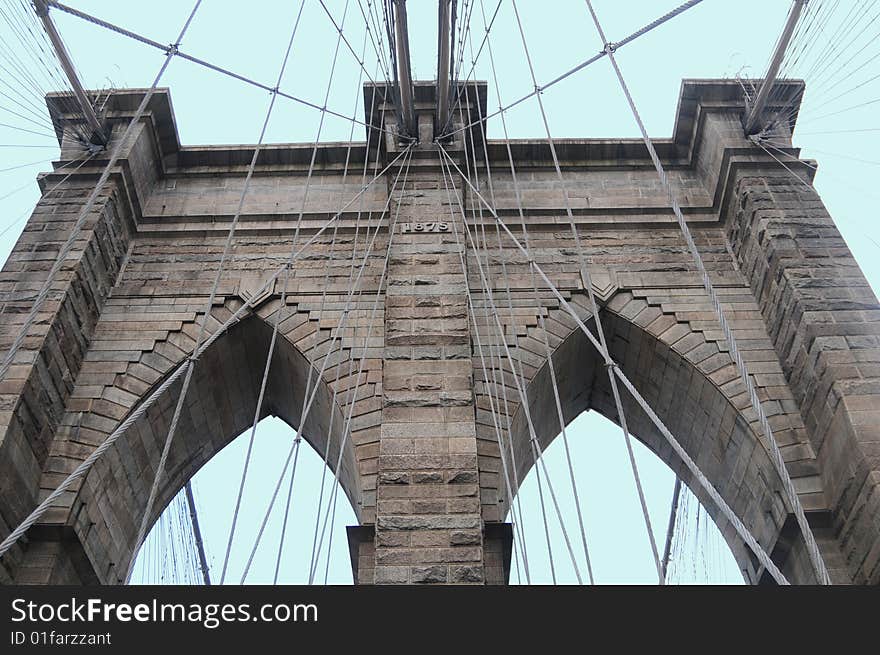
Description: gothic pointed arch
xmin=474 ymin=286 xmax=847 ymax=584
xmin=24 ymin=298 xmax=362 ymax=584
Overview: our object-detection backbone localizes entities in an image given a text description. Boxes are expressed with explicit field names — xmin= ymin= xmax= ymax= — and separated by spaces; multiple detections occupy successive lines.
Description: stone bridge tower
xmin=0 ymin=79 xmax=878 ymax=585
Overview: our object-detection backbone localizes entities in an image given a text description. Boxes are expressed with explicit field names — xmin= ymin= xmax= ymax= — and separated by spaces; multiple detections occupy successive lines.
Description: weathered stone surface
xmin=0 ymin=80 xmax=873 ymax=586
xmin=450 ymin=565 xmax=483 ymax=584
xmin=411 ymin=565 xmax=447 ymax=584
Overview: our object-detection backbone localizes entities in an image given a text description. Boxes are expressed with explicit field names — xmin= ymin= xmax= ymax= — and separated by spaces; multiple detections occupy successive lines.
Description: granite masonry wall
xmin=0 ymin=81 xmax=876 ymax=584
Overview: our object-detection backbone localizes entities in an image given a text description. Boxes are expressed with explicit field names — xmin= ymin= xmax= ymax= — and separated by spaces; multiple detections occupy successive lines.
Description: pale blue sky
xmin=1 ymin=0 xmax=877 ymax=584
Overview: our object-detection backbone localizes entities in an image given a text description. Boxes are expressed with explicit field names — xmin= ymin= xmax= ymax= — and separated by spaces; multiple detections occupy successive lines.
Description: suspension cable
xmin=217 ymin=0 xmax=349 ymax=584
xmin=0 ymin=0 xmax=203 ymax=384
xmin=307 ymin=149 xmax=415 ymax=584
xmin=438 ymin=151 xmax=584 ymax=584
xmin=439 ymin=127 xmax=533 ymax=582
xmin=438 ymin=142 xmax=790 ymax=584
xmin=38 ymin=0 xmax=398 ymax=141
xmin=582 ymin=0 xmax=830 ymax=585
xmin=310 ymin=51 xmax=382 ymax=586
xmin=506 ymin=0 xmax=663 ymax=581
xmin=450 ymin=49 xmax=534 ymax=579
xmin=661 ymin=477 xmax=683 ymax=582
xmin=464 ymin=13 xmax=596 ymax=582
xmin=297 ymin=145 xmax=411 ymax=584
xmin=442 ymin=0 xmax=707 ymax=140
xmin=132 ymin=0 xmax=308 ymax=586
xmin=0 ymin=141 xmax=412 ymax=563
xmin=251 ymin=138 xmax=411 ymax=584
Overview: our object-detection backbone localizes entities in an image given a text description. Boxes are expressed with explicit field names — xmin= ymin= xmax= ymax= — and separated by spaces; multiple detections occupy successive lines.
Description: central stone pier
xmin=372 ymin=158 xmax=485 ymax=584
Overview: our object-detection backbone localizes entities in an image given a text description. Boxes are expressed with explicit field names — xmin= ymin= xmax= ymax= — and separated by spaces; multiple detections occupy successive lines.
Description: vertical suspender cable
xmin=582 ymin=0 xmax=830 ymax=585
xmin=438 ymin=152 xmax=584 ymax=583
xmin=506 ymin=0 xmax=663 ymax=582
xmin=183 ymin=481 xmax=211 ymax=585
xmin=0 ymin=145 xmax=411 ymax=562
xmin=660 ymin=477 xmax=682 ymax=582
xmin=438 ymin=142 xmax=791 ymax=585
xmin=463 ymin=17 xmax=595 ymax=582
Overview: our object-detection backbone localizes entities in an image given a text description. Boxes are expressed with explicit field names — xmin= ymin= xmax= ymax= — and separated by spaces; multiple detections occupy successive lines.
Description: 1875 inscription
xmin=398 ymin=222 xmax=450 ymax=234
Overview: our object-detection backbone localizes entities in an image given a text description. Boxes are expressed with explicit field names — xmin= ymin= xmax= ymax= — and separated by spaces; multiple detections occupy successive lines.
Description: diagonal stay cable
xmin=355 ymin=0 xmax=394 ymax=84
xmin=451 ymin=75 xmax=540 ymax=581
xmin=217 ymin=0 xmax=352 ymax=584
xmin=0 ymin=156 xmax=54 ymax=173
xmin=307 ymin=61 xmax=388 ymax=582
xmin=0 ymin=144 xmax=411 ymax=563
xmin=286 ymin=66 xmax=385 ymax=585
xmin=438 ymin=150 xmax=584 ymax=584
xmin=237 ymin=25 xmax=401 ymax=585
xmin=315 ymin=49 xmax=380 ymax=588
xmin=439 ymin=150 xmax=564 ymax=583
xmin=0 ymin=0 xmax=204 ymax=383
xmin=272 ymin=433 xmax=301 ymax=583
xmin=508 ymin=0 xmax=662 ymax=581
xmin=307 ymin=151 xmax=408 ymax=582
xmin=266 ymin=144 xmax=411 ymax=584
xmin=238 ymin=435 xmax=302 ymax=584
xmin=0 ymin=154 xmax=99 ymax=263
xmin=438 ymin=143 xmax=533 ymax=583
xmin=307 ymin=149 xmax=414 ymax=584
xmin=464 ymin=15 xmax=593 ymax=582
xmin=438 ymin=142 xmax=790 ymax=585
xmin=272 ymin=36 xmax=384 ymax=589
xmin=0 ymin=148 xmax=99 ymax=241
xmin=130 ymin=0 xmax=309 ymax=586
xmin=299 ymin=145 xmax=412 ymax=584
xmin=582 ymin=0 xmax=830 ymax=585
xmin=0 ymin=1 xmax=76 ymax=114
xmin=441 ymin=0 xmax=706 ymax=140
xmin=457 ymin=136 xmax=536 ymax=583
xmin=445 ymin=91 xmax=533 ymax=576
xmin=0 ymin=119 xmax=56 ymax=140
xmin=40 ymin=0 xmax=399 ymax=141
xmin=318 ymin=0 xmax=389 ymax=87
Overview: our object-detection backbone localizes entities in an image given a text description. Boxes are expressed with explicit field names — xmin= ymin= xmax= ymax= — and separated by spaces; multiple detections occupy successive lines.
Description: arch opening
xmin=495 ymin=299 xmax=810 ymax=584
xmin=508 ymin=410 xmax=744 ymax=584
xmin=65 ymin=310 xmax=362 ymax=583
xmin=130 ymin=415 xmax=357 ymax=585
